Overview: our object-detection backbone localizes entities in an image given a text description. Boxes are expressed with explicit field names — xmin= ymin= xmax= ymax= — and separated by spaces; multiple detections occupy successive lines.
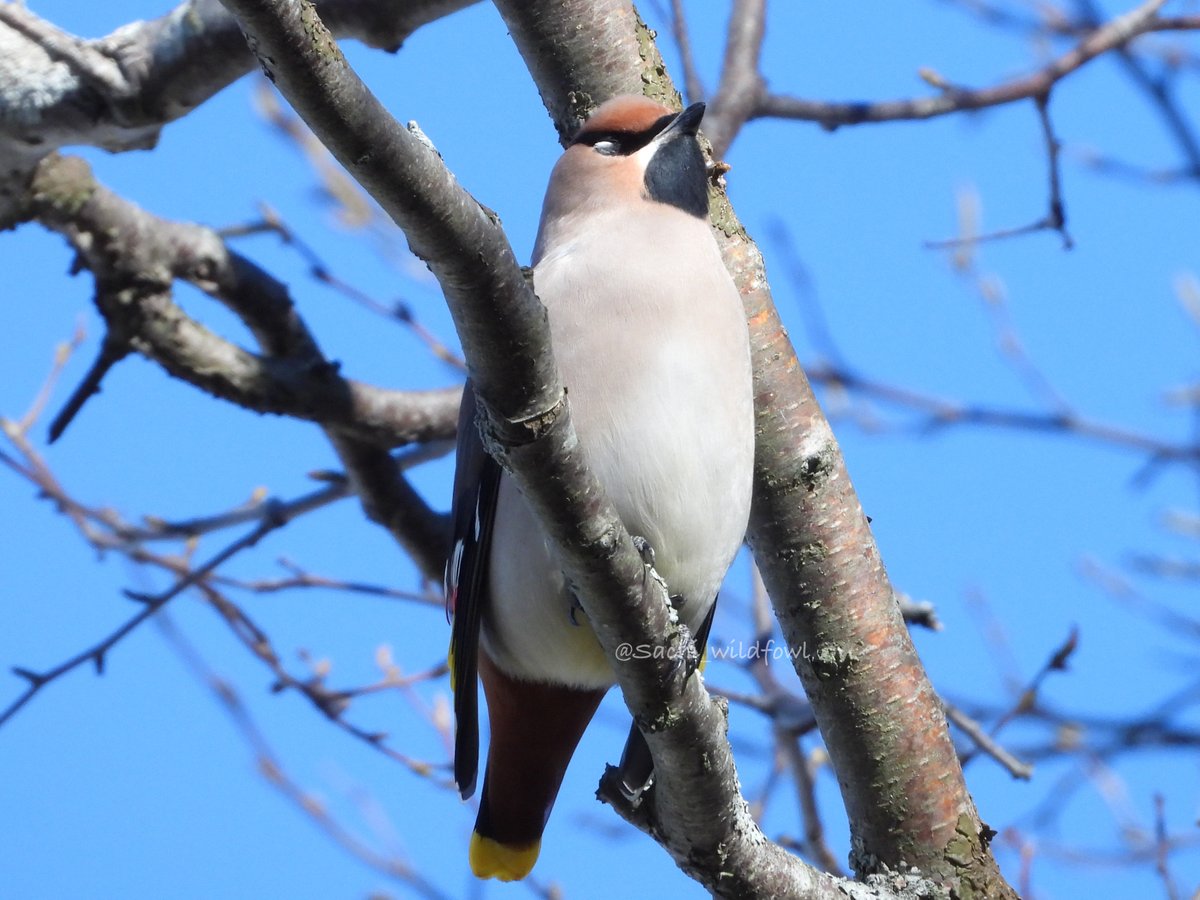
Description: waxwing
xmin=445 ymin=94 xmax=755 ymax=881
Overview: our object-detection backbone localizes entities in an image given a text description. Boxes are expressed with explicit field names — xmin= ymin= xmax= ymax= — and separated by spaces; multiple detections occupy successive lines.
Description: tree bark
xmin=21 ymin=152 xmax=453 ymax=578
xmin=0 ymin=0 xmax=478 ymax=224
xmin=493 ymin=0 xmax=1016 ymax=895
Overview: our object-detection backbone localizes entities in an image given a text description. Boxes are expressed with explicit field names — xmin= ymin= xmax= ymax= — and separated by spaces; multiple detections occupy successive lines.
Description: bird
xmin=445 ymin=94 xmax=755 ymax=882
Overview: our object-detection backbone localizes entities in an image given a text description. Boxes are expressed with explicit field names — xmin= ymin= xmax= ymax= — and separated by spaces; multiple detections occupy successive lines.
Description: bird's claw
xmin=665 ymin=621 xmax=701 ymax=678
xmin=631 ymin=535 xmax=670 ymax=598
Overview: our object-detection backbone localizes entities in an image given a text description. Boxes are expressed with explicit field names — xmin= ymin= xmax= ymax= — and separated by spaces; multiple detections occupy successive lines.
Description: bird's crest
xmin=572 ymin=95 xmax=675 ymax=144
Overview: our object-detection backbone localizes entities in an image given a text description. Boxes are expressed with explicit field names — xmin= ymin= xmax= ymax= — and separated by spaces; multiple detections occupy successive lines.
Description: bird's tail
xmin=471 ymin=652 xmax=607 ymax=881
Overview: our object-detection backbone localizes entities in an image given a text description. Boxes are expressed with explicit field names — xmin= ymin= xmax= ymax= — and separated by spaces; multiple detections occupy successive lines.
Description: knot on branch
xmin=480 ymin=390 xmax=569 ymax=450
xmin=28 ymin=153 xmax=96 ymax=220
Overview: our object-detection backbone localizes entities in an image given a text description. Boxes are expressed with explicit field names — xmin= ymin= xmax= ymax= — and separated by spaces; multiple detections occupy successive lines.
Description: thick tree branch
xmin=215 ymin=0 xmax=849 ymax=895
xmin=732 ymin=231 xmax=1008 ymax=894
xmin=0 ymin=0 xmax=477 ymax=167
xmin=493 ymin=2 xmax=875 ymax=898
xmin=213 ymin=0 xmax=558 ymax=431
xmin=495 ymin=0 xmax=1016 ymax=896
xmin=19 ymin=153 xmax=453 ymax=577
xmin=21 ymin=155 xmax=460 ymax=451
xmin=0 ymin=0 xmax=477 ymax=228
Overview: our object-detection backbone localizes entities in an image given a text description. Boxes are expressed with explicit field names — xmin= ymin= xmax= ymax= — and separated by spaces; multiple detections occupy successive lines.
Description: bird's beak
xmin=654 ymin=102 xmax=706 ymax=142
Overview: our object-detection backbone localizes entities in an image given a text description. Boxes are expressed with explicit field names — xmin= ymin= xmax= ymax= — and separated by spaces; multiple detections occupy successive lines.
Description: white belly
xmin=483 ymin=210 xmax=754 ymax=688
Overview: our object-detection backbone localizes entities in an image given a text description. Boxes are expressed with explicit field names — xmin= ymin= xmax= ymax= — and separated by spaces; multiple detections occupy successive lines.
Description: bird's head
xmin=545 ymin=96 xmax=710 ymax=222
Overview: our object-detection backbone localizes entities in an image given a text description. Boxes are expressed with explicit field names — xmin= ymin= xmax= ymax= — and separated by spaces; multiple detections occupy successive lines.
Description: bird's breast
xmin=485 ymin=209 xmax=755 ymax=688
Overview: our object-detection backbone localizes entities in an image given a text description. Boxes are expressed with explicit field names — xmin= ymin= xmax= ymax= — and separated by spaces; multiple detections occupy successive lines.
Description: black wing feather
xmin=446 ymin=383 xmax=502 ymax=800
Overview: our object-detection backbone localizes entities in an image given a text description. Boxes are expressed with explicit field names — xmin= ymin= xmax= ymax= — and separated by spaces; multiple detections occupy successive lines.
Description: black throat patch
xmin=644 ymin=137 xmax=709 ymax=218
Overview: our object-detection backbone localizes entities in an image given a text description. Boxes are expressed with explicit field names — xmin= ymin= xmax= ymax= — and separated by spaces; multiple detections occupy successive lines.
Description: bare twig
xmin=1035 ymin=93 xmax=1072 ymax=247
xmin=1071 ymin=147 xmax=1195 ymax=184
xmin=17 ymin=323 xmax=86 ymax=434
xmin=118 ymin=442 xmax=450 ymax=545
xmin=780 ymin=736 xmax=844 ymax=875
xmin=1153 ymin=793 xmax=1183 ymax=900
xmin=154 ymin=613 xmax=451 ymax=899
xmin=898 ymin=594 xmax=943 ymax=631
xmin=756 ymin=0 xmax=1174 ymax=129
xmin=219 ymin=557 xmax=442 ymax=607
xmin=47 ymin=333 xmax=130 ymax=443
xmin=924 ymin=93 xmax=1075 ymax=249
xmin=704 ymin=0 xmax=767 ymax=157
xmin=937 ymin=0 xmax=1083 ymax=37
xmin=806 ymin=361 xmax=1199 ymax=464
xmin=198 ymin=585 xmax=448 ymax=779
xmin=667 ymin=0 xmax=706 ymax=104
xmin=0 ymin=509 xmax=289 ymax=728
xmin=1080 ymin=556 xmax=1200 ymax=641
xmin=984 ymin=626 xmax=1080 ymax=739
xmin=944 ymin=701 xmax=1035 ymax=780
xmin=3 ymin=357 xmax=452 ymax=753
xmin=222 ymin=206 xmax=465 ymax=371
xmin=1074 ymin=0 xmax=1200 ymax=182
xmin=946 ymin=628 xmax=1081 ymax=775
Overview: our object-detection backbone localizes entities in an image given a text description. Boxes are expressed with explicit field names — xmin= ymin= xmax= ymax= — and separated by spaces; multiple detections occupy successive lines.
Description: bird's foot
xmin=567 ymin=591 xmax=585 ymax=627
xmin=680 ymin=624 xmax=703 ymax=677
xmin=631 ymin=535 xmax=670 ymax=599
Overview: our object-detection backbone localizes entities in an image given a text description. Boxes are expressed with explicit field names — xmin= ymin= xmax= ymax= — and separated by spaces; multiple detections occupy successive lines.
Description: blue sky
xmin=2 ymin=1 xmax=1198 ymax=898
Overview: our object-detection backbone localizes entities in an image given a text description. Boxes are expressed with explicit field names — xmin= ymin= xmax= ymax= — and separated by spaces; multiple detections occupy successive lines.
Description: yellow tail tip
xmin=469 ymin=832 xmax=541 ymax=881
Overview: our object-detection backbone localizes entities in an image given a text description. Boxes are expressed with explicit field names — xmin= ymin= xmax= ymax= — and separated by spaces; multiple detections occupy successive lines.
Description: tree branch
xmin=755 ymin=0 xmax=1171 ymax=129
xmin=211 ymin=0 xmax=855 ymax=895
xmin=4 ymin=401 xmax=451 ymax=773
xmin=924 ymin=93 xmax=1075 ymax=250
xmin=19 ymin=152 xmax=453 ymax=577
xmin=494 ymin=0 xmax=1016 ymax=895
xmin=804 ymin=360 xmax=1199 ymax=463
xmin=704 ymin=0 xmax=767 ymax=158
xmin=666 ymin=0 xmax=705 ymax=105
xmin=0 ymin=0 xmax=480 ymax=226
xmin=22 ymin=155 xmax=460 ymax=450
xmin=47 ymin=332 xmax=130 ymax=443
xmin=0 ymin=505 xmax=288 ymax=728
xmin=1074 ymin=0 xmax=1200 ymax=181
xmin=154 ymin=615 xmax=452 ymax=899
xmin=0 ymin=0 xmax=477 ymax=157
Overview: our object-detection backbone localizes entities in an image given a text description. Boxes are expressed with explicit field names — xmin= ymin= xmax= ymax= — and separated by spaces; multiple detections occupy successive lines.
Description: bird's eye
xmin=592 ymin=139 xmax=619 ymax=156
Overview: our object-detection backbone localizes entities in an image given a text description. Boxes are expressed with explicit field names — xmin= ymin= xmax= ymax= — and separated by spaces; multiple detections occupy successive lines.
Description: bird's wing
xmin=446 ymin=382 xmax=502 ymax=800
